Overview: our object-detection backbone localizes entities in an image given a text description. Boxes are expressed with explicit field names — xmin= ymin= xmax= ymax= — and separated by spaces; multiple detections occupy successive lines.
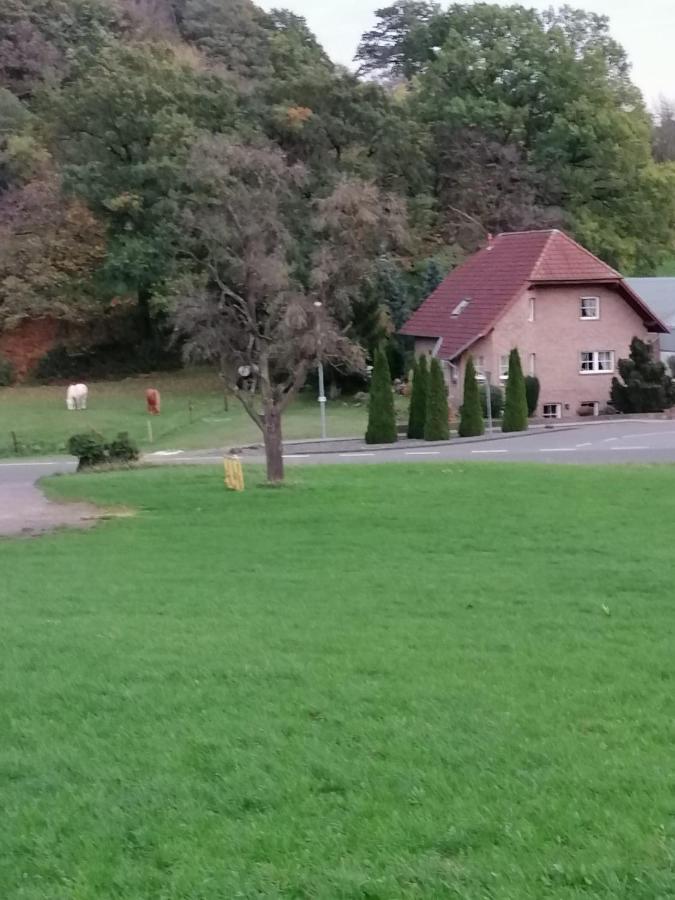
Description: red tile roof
xmin=400 ymin=229 xmax=667 ymax=358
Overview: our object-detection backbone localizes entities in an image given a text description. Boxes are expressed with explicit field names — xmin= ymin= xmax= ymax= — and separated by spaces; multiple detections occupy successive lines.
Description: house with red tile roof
xmin=401 ymin=229 xmax=668 ymax=419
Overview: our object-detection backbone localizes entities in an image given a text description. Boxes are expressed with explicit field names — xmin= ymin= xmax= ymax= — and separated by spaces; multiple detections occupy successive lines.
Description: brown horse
xmin=146 ymin=388 xmax=161 ymax=415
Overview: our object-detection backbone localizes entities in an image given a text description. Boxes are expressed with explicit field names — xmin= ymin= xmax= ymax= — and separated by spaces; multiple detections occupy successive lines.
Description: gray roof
xmin=626 ymin=278 xmax=675 ymax=325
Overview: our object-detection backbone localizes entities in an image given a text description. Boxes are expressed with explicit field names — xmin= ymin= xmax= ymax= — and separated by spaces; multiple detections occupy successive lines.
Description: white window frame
xmin=528 ymin=297 xmax=535 ymax=322
xmin=580 ymin=296 xmax=600 ymax=320
xmin=543 ymin=403 xmax=562 ymax=419
xmin=528 ymin=353 xmax=536 ymax=377
xmin=580 ymin=350 xmax=614 ymax=374
xmin=499 ymin=355 xmax=509 ymax=380
xmin=474 ymin=356 xmax=486 ymax=381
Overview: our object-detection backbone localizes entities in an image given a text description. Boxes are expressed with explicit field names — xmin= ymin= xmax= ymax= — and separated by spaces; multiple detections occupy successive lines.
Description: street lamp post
xmin=313 ymin=301 xmax=327 ymax=439
xmin=485 ymin=370 xmax=493 ymax=435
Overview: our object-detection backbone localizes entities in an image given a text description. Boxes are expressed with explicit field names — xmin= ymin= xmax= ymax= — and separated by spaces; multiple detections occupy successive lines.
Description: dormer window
xmin=580 ymin=296 xmax=600 ymax=319
xmin=451 ymin=299 xmax=470 ymax=317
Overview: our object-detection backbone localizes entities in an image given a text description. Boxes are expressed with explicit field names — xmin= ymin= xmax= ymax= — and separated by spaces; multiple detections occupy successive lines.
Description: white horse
xmin=66 ymin=383 xmax=88 ymax=410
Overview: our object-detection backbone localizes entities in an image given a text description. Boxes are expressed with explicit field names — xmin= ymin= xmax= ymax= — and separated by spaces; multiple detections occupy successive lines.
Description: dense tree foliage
xmin=2 ymin=0 xmax=675 ymax=357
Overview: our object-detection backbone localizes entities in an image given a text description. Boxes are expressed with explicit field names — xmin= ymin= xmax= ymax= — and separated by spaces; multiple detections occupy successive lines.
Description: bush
xmin=524 ymin=375 xmax=540 ymax=417
xmin=479 ymin=383 xmax=504 ymax=419
xmin=108 ymin=431 xmax=139 ymax=463
xmin=0 ymin=354 xmax=15 ymax=386
xmin=502 ymin=349 xmax=528 ymax=432
xmin=459 ymin=355 xmax=484 ymax=437
xmin=67 ymin=430 xmax=139 ymax=470
xmin=425 ymin=357 xmax=450 ymax=441
xmin=407 ymin=355 xmax=428 ymax=439
xmin=611 ymin=337 xmax=675 ymax=413
xmin=67 ymin=432 xmax=107 ymax=470
xmin=365 ymin=346 xmax=397 ymax=444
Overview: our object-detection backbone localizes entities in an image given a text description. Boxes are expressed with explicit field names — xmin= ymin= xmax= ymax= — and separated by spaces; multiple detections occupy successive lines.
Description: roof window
xmin=451 ymin=298 xmax=470 ymax=317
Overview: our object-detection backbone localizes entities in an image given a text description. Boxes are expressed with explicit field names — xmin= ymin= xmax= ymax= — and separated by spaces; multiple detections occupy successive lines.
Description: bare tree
xmin=171 ymin=137 xmax=407 ymax=482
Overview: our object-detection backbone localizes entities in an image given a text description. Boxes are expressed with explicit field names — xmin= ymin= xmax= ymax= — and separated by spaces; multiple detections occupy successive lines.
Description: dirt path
xmin=0 ymin=461 xmax=99 ymax=538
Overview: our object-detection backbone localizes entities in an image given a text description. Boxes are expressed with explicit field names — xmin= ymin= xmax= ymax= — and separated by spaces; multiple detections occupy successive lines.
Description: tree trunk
xmin=263 ymin=405 xmax=284 ymax=483
xmin=137 ymin=285 xmax=153 ymax=340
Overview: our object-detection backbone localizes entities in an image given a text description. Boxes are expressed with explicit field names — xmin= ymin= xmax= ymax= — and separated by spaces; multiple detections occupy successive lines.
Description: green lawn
xmin=1 ymin=463 xmax=675 ymax=898
xmin=0 ymin=369 xmax=395 ymax=457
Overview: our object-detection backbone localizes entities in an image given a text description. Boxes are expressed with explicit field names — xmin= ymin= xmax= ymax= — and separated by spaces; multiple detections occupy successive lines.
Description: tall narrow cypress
xmin=365 ymin=346 xmax=397 ymax=444
xmin=502 ymin=348 xmax=529 ymax=432
xmin=459 ymin=355 xmax=484 ymax=437
xmin=407 ymin=355 xmax=428 ymax=439
xmin=424 ymin=357 xmax=450 ymax=441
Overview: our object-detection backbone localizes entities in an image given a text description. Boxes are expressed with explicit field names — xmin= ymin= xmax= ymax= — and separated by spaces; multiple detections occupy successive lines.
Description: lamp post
xmin=313 ymin=301 xmax=327 ymax=439
xmin=485 ymin=370 xmax=493 ymax=435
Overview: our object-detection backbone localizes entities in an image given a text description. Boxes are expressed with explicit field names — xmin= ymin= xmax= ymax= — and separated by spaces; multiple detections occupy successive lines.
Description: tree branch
xmin=279 ymin=361 xmax=309 ymax=413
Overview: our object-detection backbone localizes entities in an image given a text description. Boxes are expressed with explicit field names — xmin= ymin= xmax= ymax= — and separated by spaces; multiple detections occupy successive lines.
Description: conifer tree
xmin=459 ymin=355 xmax=484 ymax=437
xmin=407 ymin=354 xmax=428 ymax=438
xmin=424 ymin=357 xmax=450 ymax=440
xmin=502 ymin=348 xmax=528 ymax=432
xmin=365 ymin=346 xmax=397 ymax=444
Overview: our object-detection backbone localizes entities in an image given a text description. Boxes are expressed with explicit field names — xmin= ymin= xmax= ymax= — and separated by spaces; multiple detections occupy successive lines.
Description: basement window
xmin=543 ymin=403 xmax=562 ymax=419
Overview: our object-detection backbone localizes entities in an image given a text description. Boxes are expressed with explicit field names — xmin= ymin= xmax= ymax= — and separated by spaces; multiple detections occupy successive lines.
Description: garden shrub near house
xmin=425 ymin=357 xmax=450 ymax=441
xmin=407 ymin=355 xmax=428 ymax=439
xmin=459 ymin=356 xmax=484 ymax=437
xmin=611 ymin=337 xmax=675 ymax=413
xmin=502 ymin=349 xmax=528 ymax=432
xmin=480 ymin=383 xmax=504 ymax=419
xmin=365 ymin=347 xmax=397 ymax=444
xmin=524 ymin=376 xmax=540 ymax=417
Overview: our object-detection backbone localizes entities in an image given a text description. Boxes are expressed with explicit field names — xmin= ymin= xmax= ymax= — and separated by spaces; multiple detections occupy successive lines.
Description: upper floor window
xmin=499 ymin=355 xmax=509 ymax=380
xmin=528 ymin=297 xmax=535 ymax=322
xmin=580 ymin=350 xmax=614 ymax=373
xmin=528 ymin=353 xmax=536 ymax=377
xmin=475 ymin=355 xmax=486 ymax=380
xmin=580 ymin=296 xmax=600 ymax=320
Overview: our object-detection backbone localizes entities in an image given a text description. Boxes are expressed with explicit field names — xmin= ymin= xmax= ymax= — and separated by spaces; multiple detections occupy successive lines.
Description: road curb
xmin=227 ymin=425 xmax=581 ymax=457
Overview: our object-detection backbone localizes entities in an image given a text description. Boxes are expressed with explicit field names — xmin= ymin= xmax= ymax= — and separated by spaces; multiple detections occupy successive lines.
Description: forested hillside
xmin=1 ymin=0 xmax=674 ymax=376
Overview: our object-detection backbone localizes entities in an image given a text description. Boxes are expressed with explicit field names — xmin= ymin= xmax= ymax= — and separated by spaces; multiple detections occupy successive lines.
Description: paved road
xmin=148 ymin=419 xmax=675 ymax=466
xmin=0 ymin=458 xmax=94 ymax=537
xmin=2 ymin=419 xmax=675 ymax=536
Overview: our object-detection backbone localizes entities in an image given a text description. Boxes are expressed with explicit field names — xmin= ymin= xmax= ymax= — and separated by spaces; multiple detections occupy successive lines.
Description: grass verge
xmin=0 ymin=369 xmax=402 ymax=457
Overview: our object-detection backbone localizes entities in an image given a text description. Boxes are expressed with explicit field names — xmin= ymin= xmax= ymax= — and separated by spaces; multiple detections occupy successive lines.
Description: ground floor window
xmin=499 ymin=355 xmax=509 ymax=380
xmin=543 ymin=403 xmax=562 ymax=419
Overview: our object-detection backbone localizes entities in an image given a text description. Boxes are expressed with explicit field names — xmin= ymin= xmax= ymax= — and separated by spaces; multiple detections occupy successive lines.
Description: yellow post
xmin=224 ymin=456 xmax=245 ymax=492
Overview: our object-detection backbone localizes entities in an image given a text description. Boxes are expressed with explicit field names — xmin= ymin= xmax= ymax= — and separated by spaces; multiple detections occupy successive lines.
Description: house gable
xmin=400 ymin=230 xmax=667 ymax=360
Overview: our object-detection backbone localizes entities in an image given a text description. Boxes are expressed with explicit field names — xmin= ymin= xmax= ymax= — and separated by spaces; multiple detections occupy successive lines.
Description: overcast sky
xmin=259 ymin=0 xmax=675 ymax=108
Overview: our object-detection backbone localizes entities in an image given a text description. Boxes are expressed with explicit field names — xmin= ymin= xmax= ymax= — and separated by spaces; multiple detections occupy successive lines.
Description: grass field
xmin=1 ymin=463 xmax=675 ymax=898
xmin=0 ymin=369 xmax=397 ymax=457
